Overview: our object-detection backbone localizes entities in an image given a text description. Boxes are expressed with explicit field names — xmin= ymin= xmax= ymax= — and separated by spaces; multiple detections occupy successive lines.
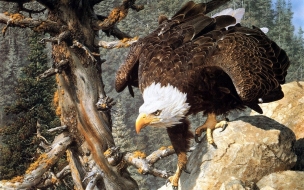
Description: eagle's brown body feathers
xmin=115 ymin=0 xmax=290 ymax=187
xmin=115 ymin=2 xmax=289 ymax=116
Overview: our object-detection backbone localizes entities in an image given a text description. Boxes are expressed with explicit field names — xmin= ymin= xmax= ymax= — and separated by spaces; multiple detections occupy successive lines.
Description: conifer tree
xmin=112 ymin=99 xmax=134 ymax=152
xmin=0 ymin=32 xmax=60 ymax=179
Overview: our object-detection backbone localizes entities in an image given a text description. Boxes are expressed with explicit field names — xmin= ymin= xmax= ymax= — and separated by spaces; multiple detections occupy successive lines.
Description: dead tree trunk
xmin=0 ymin=0 xmax=143 ymax=189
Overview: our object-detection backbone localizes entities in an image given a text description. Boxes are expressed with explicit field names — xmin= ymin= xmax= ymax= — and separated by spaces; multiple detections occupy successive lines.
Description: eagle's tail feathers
xmin=184 ymin=3 xmax=207 ymax=18
xmin=172 ymin=1 xmax=196 ymax=18
xmin=260 ymin=27 xmax=269 ymax=34
xmin=214 ymin=15 xmax=236 ymax=29
xmin=212 ymin=8 xmax=245 ymax=29
xmin=232 ymin=8 xmax=245 ymax=24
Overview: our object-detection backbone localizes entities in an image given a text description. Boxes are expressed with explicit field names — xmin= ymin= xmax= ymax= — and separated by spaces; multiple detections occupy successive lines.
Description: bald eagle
xmin=115 ymin=0 xmax=290 ymax=187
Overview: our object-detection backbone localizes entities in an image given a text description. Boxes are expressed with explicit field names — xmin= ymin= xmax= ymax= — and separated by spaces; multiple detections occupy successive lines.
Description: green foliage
xmin=0 ymin=32 xmax=60 ymax=180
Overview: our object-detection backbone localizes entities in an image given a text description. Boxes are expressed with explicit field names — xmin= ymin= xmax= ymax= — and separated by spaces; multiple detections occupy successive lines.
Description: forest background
xmin=0 ymin=0 xmax=303 ymax=189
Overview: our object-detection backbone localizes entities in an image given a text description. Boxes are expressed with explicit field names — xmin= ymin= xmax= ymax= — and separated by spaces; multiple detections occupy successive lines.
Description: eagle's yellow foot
xmin=195 ymin=113 xmax=228 ymax=144
xmin=166 ymin=173 xmax=179 ymax=188
xmin=166 ymin=152 xmax=187 ymax=188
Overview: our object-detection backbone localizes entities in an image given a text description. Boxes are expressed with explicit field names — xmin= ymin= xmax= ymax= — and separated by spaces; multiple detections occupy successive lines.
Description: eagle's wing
xmin=115 ymin=40 xmax=143 ymax=96
xmin=115 ymin=1 xmax=237 ymax=95
xmin=191 ymin=25 xmax=289 ymax=106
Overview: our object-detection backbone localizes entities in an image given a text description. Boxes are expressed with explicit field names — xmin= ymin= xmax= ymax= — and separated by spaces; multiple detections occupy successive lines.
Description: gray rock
xmin=293 ymin=138 xmax=304 ymax=171
xmin=251 ymin=81 xmax=304 ymax=171
xmin=219 ymin=177 xmax=258 ymax=190
xmin=158 ymin=116 xmax=296 ymax=190
xmin=257 ymin=170 xmax=304 ymax=190
xmin=251 ymin=81 xmax=304 ymax=140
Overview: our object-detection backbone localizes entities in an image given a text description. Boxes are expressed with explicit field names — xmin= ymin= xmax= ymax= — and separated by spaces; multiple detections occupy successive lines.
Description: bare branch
xmin=56 ymin=165 xmax=71 ymax=179
xmin=104 ymin=146 xmax=175 ymax=179
xmin=36 ymin=121 xmax=50 ymax=145
xmin=66 ymin=149 xmax=86 ymax=190
xmin=47 ymin=125 xmax=68 ymax=134
xmin=85 ymin=173 xmax=102 ymax=190
xmin=36 ymin=170 xmax=58 ymax=188
xmin=39 ymin=141 xmax=51 ymax=152
xmin=92 ymin=0 xmax=144 ymax=31
xmin=95 ymin=36 xmax=138 ymax=49
xmin=38 ymin=59 xmax=69 ymax=80
xmin=0 ymin=133 xmax=72 ymax=189
xmin=71 ymin=40 xmax=99 ymax=63
xmin=146 ymin=146 xmax=175 ymax=164
xmin=35 ymin=165 xmax=70 ymax=188
xmin=0 ymin=12 xmax=62 ymax=35
xmin=96 ymin=96 xmax=116 ymax=111
xmin=40 ymin=30 xmax=71 ymax=44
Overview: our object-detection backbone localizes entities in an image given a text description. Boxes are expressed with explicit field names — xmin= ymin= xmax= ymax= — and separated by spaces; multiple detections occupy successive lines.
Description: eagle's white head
xmin=135 ymin=82 xmax=190 ymax=133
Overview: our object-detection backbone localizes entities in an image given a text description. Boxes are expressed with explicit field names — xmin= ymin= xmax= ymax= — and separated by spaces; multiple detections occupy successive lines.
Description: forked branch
xmin=95 ymin=36 xmax=138 ymax=49
xmin=38 ymin=59 xmax=69 ymax=80
xmin=0 ymin=12 xmax=62 ymax=35
xmin=104 ymin=146 xmax=175 ymax=179
xmin=92 ymin=0 xmax=144 ymax=33
xmin=0 ymin=133 xmax=72 ymax=189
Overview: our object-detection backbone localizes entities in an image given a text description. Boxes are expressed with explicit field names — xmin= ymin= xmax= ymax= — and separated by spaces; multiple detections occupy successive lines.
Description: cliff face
xmin=159 ymin=81 xmax=303 ymax=190
xmin=251 ymin=81 xmax=304 ymax=140
xmin=251 ymin=81 xmax=304 ymax=172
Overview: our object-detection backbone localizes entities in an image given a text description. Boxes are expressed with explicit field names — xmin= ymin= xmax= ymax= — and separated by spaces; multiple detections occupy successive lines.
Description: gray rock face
xmin=251 ymin=81 xmax=304 ymax=140
xmin=219 ymin=177 xmax=255 ymax=190
xmin=250 ymin=81 xmax=304 ymax=171
xmin=257 ymin=170 xmax=304 ymax=190
xmin=159 ymin=116 xmax=297 ymax=190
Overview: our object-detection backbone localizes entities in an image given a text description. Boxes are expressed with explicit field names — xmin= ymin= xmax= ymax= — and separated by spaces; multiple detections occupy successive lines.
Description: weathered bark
xmin=0 ymin=133 xmax=72 ymax=189
xmin=104 ymin=146 xmax=176 ymax=179
xmin=0 ymin=0 xmax=144 ymax=189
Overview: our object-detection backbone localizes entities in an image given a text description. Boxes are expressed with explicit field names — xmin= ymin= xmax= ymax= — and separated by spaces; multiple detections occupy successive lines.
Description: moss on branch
xmin=0 ymin=12 xmax=62 ymax=35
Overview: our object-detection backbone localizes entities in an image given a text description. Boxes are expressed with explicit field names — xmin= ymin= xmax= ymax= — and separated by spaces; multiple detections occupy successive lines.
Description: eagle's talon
xmin=166 ymin=179 xmax=170 ymax=187
xmin=183 ymin=168 xmax=191 ymax=174
xmin=220 ymin=122 xmax=228 ymax=132
xmin=167 ymin=175 xmax=179 ymax=188
xmin=218 ymin=119 xmax=229 ymax=132
xmin=195 ymin=134 xmax=203 ymax=143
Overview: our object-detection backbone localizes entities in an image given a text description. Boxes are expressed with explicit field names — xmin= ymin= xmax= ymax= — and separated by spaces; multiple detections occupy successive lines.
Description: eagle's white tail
xmin=260 ymin=27 xmax=269 ymax=34
xmin=212 ymin=8 xmax=245 ymax=24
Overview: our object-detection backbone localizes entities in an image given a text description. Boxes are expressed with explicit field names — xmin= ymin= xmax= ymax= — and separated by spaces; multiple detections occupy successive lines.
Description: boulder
xmin=257 ymin=170 xmax=304 ymax=190
xmin=159 ymin=116 xmax=297 ymax=190
xmin=251 ymin=81 xmax=304 ymax=171
xmin=294 ymin=138 xmax=304 ymax=171
xmin=219 ymin=177 xmax=257 ymax=190
xmin=251 ymin=81 xmax=304 ymax=140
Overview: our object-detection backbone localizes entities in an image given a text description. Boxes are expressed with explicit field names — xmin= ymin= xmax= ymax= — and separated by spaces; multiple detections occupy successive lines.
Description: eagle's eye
xmin=152 ymin=110 xmax=161 ymax=116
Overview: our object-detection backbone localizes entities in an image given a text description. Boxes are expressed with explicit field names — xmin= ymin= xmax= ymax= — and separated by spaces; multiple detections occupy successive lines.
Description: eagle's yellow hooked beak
xmin=135 ymin=113 xmax=155 ymax=134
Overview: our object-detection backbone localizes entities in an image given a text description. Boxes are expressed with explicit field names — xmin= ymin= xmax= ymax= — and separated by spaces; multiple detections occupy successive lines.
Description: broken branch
xmin=0 ymin=133 xmax=72 ymax=189
xmin=96 ymin=96 xmax=116 ymax=111
xmin=92 ymin=0 xmax=143 ymax=31
xmin=40 ymin=30 xmax=70 ymax=44
xmin=47 ymin=125 xmax=68 ymax=134
xmin=71 ymin=40 xmax=99 ymax=63
xmin=95 ymin=36 xmax=138 ymax=49
xmin=104 ymin=146 xmax=175 ymax=179
xmin=36 ymin=121 xmax=50 ymax=145
xmin=38 ymin=59 xmax=69 ymax=80
xmin=0 ymin=12 xmax=62 ymax=35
